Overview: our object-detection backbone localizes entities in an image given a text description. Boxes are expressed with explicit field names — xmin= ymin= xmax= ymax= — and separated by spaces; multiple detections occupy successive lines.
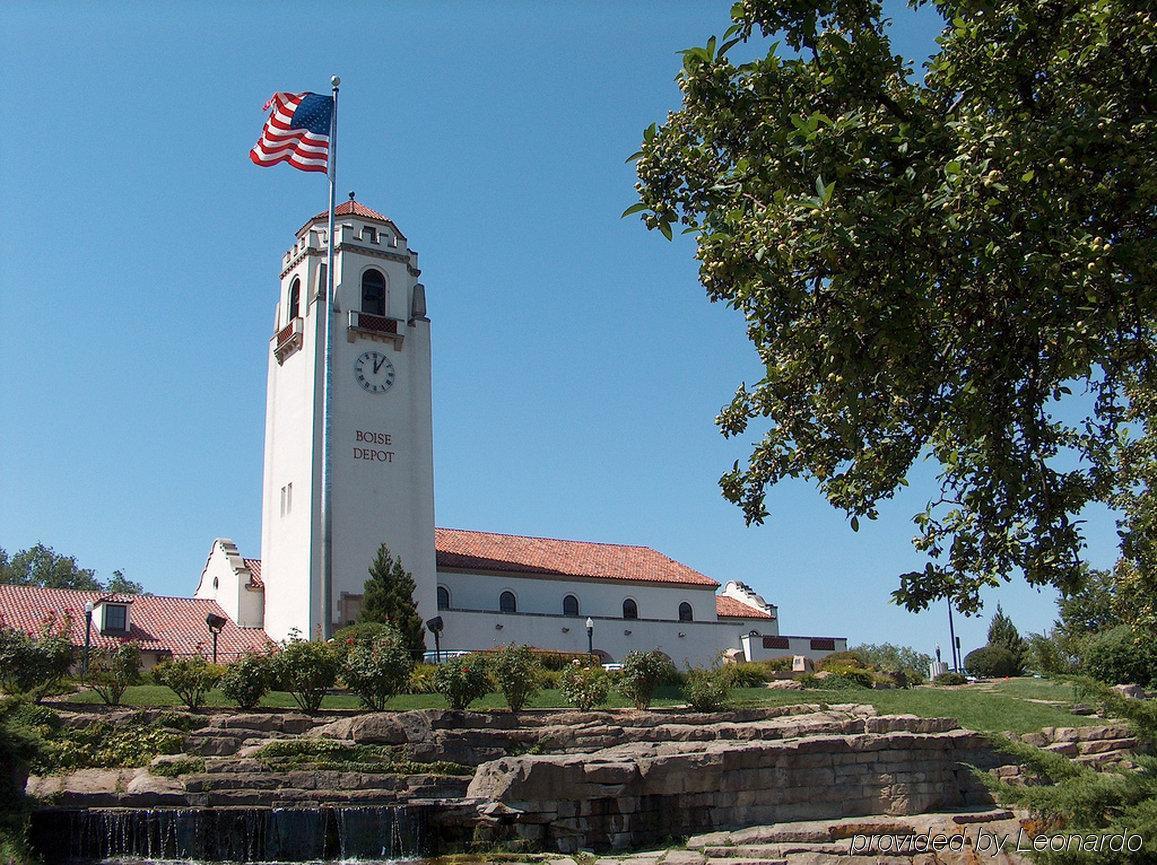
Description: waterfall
xmin=31 ymin=805 xmax=429 ymax=862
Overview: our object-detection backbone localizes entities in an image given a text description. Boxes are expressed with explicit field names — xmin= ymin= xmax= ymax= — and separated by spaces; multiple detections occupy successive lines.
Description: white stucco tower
xmin=259 ymin=197 xmax=436 ymax=642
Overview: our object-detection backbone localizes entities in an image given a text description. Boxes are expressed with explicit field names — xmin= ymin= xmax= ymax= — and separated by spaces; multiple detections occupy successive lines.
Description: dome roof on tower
xmin=297 ymin=198 xmax=407 ymax=240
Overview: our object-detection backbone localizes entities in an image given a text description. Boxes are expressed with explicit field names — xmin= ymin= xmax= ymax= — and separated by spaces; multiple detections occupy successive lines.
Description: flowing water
xmin=30 ymin=805 xmax=441 ymax=863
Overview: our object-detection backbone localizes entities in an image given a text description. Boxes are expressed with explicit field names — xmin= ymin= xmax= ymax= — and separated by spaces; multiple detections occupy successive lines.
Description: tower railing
xmin=273 ymin=317 xmax=304 ymax=363
xmin=348 ymin=310 xmax=400 ymax=335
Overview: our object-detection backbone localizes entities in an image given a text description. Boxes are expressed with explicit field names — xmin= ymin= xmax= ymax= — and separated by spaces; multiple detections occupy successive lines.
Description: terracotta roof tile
xmin=433 ymin=528 xmax=719 ymax=588
xmin=0 ymin=585 xmax=270 ymax=660
xmin=243 ymin=558 xmax=262 ymax=588
xmin=299 ymin=199 xmax=406 ymax=240
xmin=716 ymin=595 xmax=773 ymax=619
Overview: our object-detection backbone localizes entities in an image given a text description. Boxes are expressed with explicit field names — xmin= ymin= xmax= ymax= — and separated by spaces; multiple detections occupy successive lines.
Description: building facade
xmin=194 ymin=201 xmax=846 ymax=666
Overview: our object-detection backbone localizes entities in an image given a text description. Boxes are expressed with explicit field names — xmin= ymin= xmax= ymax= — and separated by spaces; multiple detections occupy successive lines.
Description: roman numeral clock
xmin=354 ymin=350 xmax=396 ymax=393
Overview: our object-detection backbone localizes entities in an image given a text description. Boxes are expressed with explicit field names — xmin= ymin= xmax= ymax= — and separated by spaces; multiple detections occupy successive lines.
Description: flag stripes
xmin=250 ymin=92 xmax=332 ymax=173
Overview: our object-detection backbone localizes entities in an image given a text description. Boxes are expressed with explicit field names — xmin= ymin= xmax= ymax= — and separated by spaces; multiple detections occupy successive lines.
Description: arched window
xmin=622 ymin=598 xmax=638 ymax=620
xmin=437 ymin=586 xmax=450 ymax=611
xmin=499 ymin=591 xmax=517 ymax=614
xmin=361 ymin=269 xmax=386 ymax=316
xmin=562 ymin=594 xmax=579 ymax=616
xmin=678 ymin=602 xmax=693 ymax=622
xmin=288 ymin=277 xmax=301 ymax=321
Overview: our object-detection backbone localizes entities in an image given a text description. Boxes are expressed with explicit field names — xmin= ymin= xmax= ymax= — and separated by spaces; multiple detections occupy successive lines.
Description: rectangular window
xmin=810 ymin=638 xmax=836 ymax=651
xmin=103 ymin=604 xmax=127 ymax=632
xmin=317 ymin=264 xmax=327 ymax=302
xmin=762 ymin=636 xmax=790 ymax=650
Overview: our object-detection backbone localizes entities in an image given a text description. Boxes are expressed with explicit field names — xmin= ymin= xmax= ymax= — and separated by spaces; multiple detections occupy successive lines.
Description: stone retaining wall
xmin=464 ymin=715 xmax=1006 ymax=851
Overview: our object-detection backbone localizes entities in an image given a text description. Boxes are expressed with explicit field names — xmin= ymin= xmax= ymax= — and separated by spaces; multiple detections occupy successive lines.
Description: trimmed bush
xmin=560 ymin=663 xmax=610 ymax=710
xmin=933 ymin=671 xmax=968 ymax=686
xmin=333 ymin=622 xmax=394 ymax=652
xmin=342 ymin=626 xmax=414 ymax=711
xmin=721 ymin=662 xmax=771 ymax=688
xmin=815 ymin=650 xmax=869 ymax=671
xmin=615 ymin=650 xmax=672 ymax=710
xmin=490 ymin=644 xmax=541 ymax=712
xmin=964 ymin=645 xmax=1021 ymax=678
xmin=684 ymin=667 xmax=730 ymax=711
xmin=818 ymin=663 xmax=875 ymax=688
xmin=85 ymin=643 xmax=142 ymax=706
xmin=270 ymin=639 xmax=340 ymax=713
xmin=1082 ymin=625 xmax=1157 ymax=689
xmin=0 ymin=618 xmax=74 ymax=701
xmin=433 ymin=654 xmax=490 ymax=710
xmin=152 ymin=656 xmax=224 ymax=710
xmin=526 ymin=649 xmax=595 ymax=671
xmin=408 ymin=663 xmax=437 ymax=694
xmin=219 ymin=651 xmax=274 ymax=710
xmin=537 ymin=668 xmax=562 ymax=689
xmin=762 ymin=655 xmax=796 ymax=673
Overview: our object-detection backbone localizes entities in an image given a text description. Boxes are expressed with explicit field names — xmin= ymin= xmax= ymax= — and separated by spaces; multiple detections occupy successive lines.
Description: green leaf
xmin=625 ymin=150 xmax=644 ymax=163
xmin=850 ymin=516 xmax=860 ymax=532
xmin=1020 ymin=169 xmax=1035 ymax=182
xmin=946 ymin=161 xmax=962 ymax=174
xmin=657 ymin=220 xmax=673 ymax=241
xmin=621 ymin=202 xmax=648 ymax=218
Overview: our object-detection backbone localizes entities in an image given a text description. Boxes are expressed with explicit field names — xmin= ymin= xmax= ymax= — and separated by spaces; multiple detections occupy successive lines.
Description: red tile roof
xmin=299 ymin=199 xmax=406 ymax=240
xmin=243 ymin=558 xmax=263 ymax=588
xmin=716 ymin=595 xmax=773 ymax=619
xmin=433 ymin=528 xmax=720 ymax=587
xmin=0 ymin=585 xmax=271 ymax=659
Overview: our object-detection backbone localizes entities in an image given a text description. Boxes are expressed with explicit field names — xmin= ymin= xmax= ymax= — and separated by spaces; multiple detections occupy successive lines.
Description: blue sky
xmin=0 ymin=2 xmax=1119 ymax=659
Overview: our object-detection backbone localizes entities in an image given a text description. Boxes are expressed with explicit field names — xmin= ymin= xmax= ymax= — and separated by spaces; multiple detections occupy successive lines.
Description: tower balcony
xmin=272 ymin=317 xmax=304 ymax=364
xmin=348 ymin=310 xmax=404 ymax=349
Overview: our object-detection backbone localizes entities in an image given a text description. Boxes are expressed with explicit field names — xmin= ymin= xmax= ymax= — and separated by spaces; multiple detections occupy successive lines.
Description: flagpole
xmin=320 ymin=74 xmax=340 ymax=640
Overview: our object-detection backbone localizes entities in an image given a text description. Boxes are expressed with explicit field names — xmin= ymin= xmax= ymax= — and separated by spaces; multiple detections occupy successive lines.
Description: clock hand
xmin=373 ymin=356 xmax=385 ymax=374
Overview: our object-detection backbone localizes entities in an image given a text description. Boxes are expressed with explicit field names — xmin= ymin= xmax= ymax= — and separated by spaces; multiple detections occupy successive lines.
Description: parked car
xmin=422 ymin=649 xmax=472 ymax=664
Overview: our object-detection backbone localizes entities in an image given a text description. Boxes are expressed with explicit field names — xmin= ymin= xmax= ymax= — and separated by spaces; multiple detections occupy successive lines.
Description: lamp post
xmin=426 ymin=616 xmax=444 ymax=664
xmin=83 ymin=601 xmax=94 ymax=675
xmin=947 ymin=601 xmax=959 ymax=672
xmin=585 ymin=617 xmax=594 ymax=659
xmin=205 ymin=613 xmax=226 ymax=664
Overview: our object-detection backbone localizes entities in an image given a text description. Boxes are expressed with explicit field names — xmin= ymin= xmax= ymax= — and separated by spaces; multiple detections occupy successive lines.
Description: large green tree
xmin=627 ymin=0 xmax=1155 ymax=613
xmin=0 ymin=544 xmax=141 ymax=593
xmin=0 ymin=544 xmax=101 ymax=590
xmin=359 ymin=544 xmax=426 ymax=658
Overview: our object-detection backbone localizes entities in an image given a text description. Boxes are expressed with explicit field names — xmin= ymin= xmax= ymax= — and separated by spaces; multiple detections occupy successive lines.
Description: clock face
xmin=354 ymin=350 xmax=396 ymax=394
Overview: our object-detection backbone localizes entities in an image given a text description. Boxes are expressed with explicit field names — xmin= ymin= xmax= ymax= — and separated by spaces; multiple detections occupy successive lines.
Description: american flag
xmin=249 ymin=92 xmax=333 ymax=173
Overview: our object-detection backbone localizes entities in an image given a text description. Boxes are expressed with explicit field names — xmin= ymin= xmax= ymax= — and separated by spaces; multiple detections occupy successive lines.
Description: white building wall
xmin=327 ymin=224 xmax=437 ymax=636
xmin=259 ymin=213 xmax=437 ymax=643
xmin=442 ymin=609 xmax=777 ymax=667
xmin=259 ymin=250 xmax=323 ymax=642
xmin=436 ymin=569 xmax=785 ymax=666
xmin=193 ymin=539 xmax=263 ymax=629
xmin=740 ymin=632 xmax=848 ymax=663
xmin=437 ymin=569 xmax=725 ymax=624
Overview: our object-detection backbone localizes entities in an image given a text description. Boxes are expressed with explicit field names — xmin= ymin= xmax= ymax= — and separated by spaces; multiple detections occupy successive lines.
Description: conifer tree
xmin=986 ymin=604 xmax=1027 ymax=672
xmin=359 ymin=544 xmax=426 ymax=658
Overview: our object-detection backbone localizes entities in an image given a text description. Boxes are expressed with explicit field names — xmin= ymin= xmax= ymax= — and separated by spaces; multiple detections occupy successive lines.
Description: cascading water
xmin=31 ymin=804 xmax=429 ymax=862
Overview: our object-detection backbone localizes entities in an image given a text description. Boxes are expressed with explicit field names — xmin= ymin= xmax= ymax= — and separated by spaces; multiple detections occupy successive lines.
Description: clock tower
xmin=259 ymin=197 xmax=436 ymax=642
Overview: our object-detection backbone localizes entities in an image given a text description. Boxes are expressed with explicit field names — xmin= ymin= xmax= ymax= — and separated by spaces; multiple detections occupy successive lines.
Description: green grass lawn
xmin=55 ymin=678 xmax=1095 ymax=735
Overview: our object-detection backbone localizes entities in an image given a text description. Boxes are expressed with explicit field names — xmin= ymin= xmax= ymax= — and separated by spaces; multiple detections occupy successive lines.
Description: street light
xmin=83 ymin=602 xmax=95 ymax=675
xmin=585 ymin=617 xmax=594 ymax=659
xmin=426 ymin=616 xmax=444 ymax=664
xmin=205 ymin=613 xmax=226 ymax=664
